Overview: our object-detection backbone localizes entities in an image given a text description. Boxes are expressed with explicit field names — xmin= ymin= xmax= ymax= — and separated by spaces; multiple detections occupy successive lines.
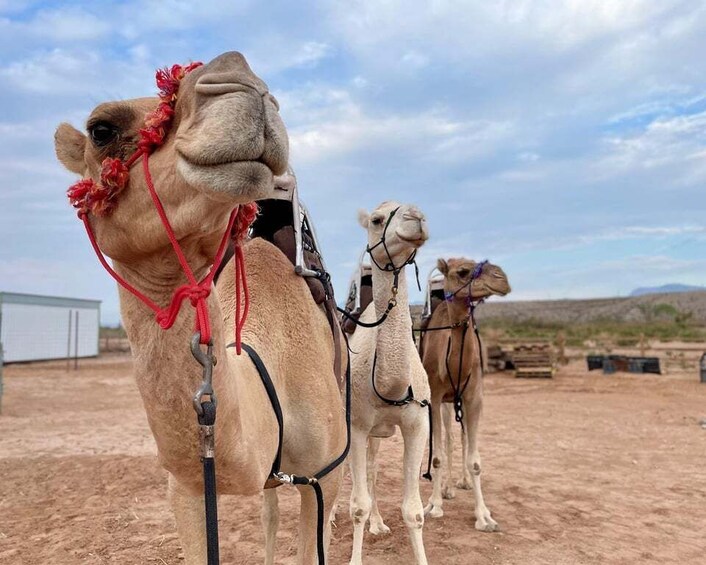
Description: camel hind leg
xmin=367 ymin=437 xmax=391 ymax=535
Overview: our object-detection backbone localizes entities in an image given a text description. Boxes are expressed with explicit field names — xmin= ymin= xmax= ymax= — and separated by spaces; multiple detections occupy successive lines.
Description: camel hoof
xmin=369 ymin=521 xmax=391 ymax=535
xmin=456 ymin=478 xmax=473 ymax=490
xmin=442 ymin=486 xmax=456 ymax=500
xmin=424 ymin=503 xmax=444 ymax=518
xmin=475 ymin=515 xmax=499 ymax=532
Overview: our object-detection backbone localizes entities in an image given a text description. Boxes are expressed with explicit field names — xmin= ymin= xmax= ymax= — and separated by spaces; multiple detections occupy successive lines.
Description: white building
xmin=0 ymin=292 xmax=100 ymax=363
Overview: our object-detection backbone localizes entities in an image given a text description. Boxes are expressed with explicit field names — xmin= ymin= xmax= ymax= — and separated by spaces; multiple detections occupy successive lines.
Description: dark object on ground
xmin=588 ymin=355 xmax=661 ymax=375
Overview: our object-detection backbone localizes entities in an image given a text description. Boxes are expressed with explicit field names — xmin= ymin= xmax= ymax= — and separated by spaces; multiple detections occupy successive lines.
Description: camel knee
xmin=468 ymin=458 xmax=481 ymax=476
xmin=350 ymin=495 xmax=372 ymax=525
xmin=402 ymin=499 xmax=425 ymax=530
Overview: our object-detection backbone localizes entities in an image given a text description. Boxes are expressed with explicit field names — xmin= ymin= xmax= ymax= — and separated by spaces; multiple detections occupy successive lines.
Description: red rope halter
xmin=68 ymin=61 xmax=257 ymax=352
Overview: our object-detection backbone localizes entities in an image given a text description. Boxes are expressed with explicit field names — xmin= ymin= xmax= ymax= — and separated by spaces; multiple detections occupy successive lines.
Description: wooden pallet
xmin=510 ymin=344 xmax=555 ymax=378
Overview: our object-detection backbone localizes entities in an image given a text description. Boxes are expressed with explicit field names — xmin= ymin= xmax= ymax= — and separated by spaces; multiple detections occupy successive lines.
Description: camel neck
xmin=114 ymin=257 xmax=246 ymax=478
xmin=370 ymin=266 xmax=415 ymax=401
xmin=445 ymin=299 xmax=471 ymax=327
xmin=445 ymin=302 xmax=481 ymax=389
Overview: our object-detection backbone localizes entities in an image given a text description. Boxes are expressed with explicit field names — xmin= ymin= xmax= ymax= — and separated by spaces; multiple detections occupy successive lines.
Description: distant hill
xmin=422 ymin=290 xmax=706 ymax=325
xmin=630 ymin=284 xmax=705 ymax=297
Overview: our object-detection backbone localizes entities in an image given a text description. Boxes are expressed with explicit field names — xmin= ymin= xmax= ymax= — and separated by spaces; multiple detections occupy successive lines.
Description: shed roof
xmin=0 ymin=292 xmax=101 ymax=309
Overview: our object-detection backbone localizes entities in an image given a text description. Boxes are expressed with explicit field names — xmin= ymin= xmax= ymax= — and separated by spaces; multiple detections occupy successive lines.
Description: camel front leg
xmin=168 ymin=474 xmax=207 ymax=565
xmin=349 ymin=427 xmax=372 ymax=565
xmin=261 ymin=488 xmax=279 ymax=565
xmin=463 ymin=397 xmax=498 ymax=532
xmin=367 ymin=437 xmax=390 ymax=535
xmin=297 ymin=468 xmax=342 ymax=565
xmin=456 ymin=424 xmax=473 ymax=490
xmin=423 ymin=396 xmax=444 ymax=518
xmin=441 ymin=403 xmax=456 ymax=500
xmin=400 ymin=410 xmax=429 ymax=565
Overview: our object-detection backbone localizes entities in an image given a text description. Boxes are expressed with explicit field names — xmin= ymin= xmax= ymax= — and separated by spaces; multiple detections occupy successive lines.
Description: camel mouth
xmin=396 ymin=229 xmax=428 ymax=247
xmin=176 ymin=154 xmax=277 ymax=201
xmin=177 ymin=150 xmax=274 ymax=172
xmin=478 ymin=283 xmax=511 ymax=298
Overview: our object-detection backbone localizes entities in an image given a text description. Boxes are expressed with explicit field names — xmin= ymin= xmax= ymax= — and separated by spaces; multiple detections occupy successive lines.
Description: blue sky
xmin=1 ymin=0 xmax=705 ymax=325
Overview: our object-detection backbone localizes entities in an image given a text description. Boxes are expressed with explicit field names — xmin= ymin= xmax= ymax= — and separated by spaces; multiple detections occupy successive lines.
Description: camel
xmin=54 ymin=51 xmax=346 ymax=565
xmin=419 ymin=258 xmax=510 ymax=530
xmin=347 ymin=201 xmax=431 ymax=565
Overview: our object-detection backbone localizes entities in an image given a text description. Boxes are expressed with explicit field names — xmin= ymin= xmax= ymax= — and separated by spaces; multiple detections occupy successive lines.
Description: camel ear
xmin=357 ymin=209 xmax=370 ymax=229
xmin=437 ymin=258 xmax=449 ymax=275
xmin=55 ymin=123 xmax=87 ymax=174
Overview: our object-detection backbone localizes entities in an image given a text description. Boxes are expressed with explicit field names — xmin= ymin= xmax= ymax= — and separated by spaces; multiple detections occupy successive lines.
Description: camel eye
xmin=457 ymin=268 xmax=470 ymax=278
xmin=370 ymin=216 xmax=384 ymax=226
xmin=89 ymin=121 xmax=118 ymax=147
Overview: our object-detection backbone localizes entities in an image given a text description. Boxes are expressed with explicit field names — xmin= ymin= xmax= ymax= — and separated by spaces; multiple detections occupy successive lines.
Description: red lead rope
xmin=80 ymin=150 xmax=251 ymax=348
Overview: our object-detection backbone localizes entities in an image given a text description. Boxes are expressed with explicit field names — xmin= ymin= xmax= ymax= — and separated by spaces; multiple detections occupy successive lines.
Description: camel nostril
xmin=195 ymin=78 xmax=261 ymax=97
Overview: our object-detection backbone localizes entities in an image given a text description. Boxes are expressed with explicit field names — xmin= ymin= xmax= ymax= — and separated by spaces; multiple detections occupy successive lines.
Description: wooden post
xmin=74 ymin=310 xmax=79 ymax=370
xmin=556 ymin=331 xmax=567 ymax=365
xmin=66 ymin=309 xmax=72 ymax=372
xmin=0 ymin=342 xmax=4 ymax=415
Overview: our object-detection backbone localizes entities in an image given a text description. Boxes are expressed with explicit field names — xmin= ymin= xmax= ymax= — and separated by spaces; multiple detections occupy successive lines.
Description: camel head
xmin=358 ymin=201 xmax=429 ymax=271
xmin=54 ymin=51 xmax=288 ymax=263
xmin=437 ymin=257 xmax=511 ymax=302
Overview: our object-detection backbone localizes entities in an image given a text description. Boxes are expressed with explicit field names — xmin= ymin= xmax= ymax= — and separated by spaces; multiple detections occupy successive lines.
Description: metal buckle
xmin=191 ymin=332 xmax=217 ymax=416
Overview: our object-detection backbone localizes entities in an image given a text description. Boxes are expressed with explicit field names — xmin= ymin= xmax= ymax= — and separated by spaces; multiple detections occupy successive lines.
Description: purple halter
xmin=444 ymin=259 xmax=489 ymax=307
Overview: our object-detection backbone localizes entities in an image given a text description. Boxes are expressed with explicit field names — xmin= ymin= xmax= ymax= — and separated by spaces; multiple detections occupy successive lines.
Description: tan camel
xmin=347 ymin=201 xmax=431 ymax=565
xmin=420 ymin=258 xmax=510 ymax=530
xmin=55 ymin=52 xmax=346 ymax=565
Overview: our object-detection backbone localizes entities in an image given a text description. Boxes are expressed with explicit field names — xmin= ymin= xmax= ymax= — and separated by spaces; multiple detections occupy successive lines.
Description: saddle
xmin=341 ymin=259 xmax=373 ymax=335
xmin=417 ymin=268 xmax=446 ymax=357
xmin=215 ymin=170 xmax=344 ymax=388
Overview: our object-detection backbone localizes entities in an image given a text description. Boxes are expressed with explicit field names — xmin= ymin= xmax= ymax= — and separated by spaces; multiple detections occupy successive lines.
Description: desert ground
xmin=1 ymin=353 xmax=705 ymax=565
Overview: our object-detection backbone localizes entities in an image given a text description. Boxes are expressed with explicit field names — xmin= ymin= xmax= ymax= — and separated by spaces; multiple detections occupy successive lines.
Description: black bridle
xmin=338 ymin=207 xmax=420 ymax=328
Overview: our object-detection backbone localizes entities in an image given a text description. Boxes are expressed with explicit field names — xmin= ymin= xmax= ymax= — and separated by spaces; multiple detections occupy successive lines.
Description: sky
xmin=1 ymin=0 xmax=705 ymax=325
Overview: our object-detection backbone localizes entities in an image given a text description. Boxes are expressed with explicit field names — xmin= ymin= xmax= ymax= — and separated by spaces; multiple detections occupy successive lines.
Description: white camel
xmin=347 ymin=201 xmax=431 ymax=565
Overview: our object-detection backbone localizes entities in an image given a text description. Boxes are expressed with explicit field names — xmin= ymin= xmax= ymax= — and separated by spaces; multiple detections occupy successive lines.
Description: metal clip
xmin=191 ymin=332 xmax=217 ymax=416
xmin=274 ymin=472 xmax=294 ymax=485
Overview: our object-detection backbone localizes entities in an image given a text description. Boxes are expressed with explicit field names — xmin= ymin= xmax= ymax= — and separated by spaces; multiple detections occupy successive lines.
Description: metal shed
xmin=0 ymin=292 xmax=100 ymax=363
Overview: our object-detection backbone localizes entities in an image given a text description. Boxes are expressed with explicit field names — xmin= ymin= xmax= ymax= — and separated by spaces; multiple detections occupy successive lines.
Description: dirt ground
xmin=1 ymin=354 xmax=705 ymax=565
